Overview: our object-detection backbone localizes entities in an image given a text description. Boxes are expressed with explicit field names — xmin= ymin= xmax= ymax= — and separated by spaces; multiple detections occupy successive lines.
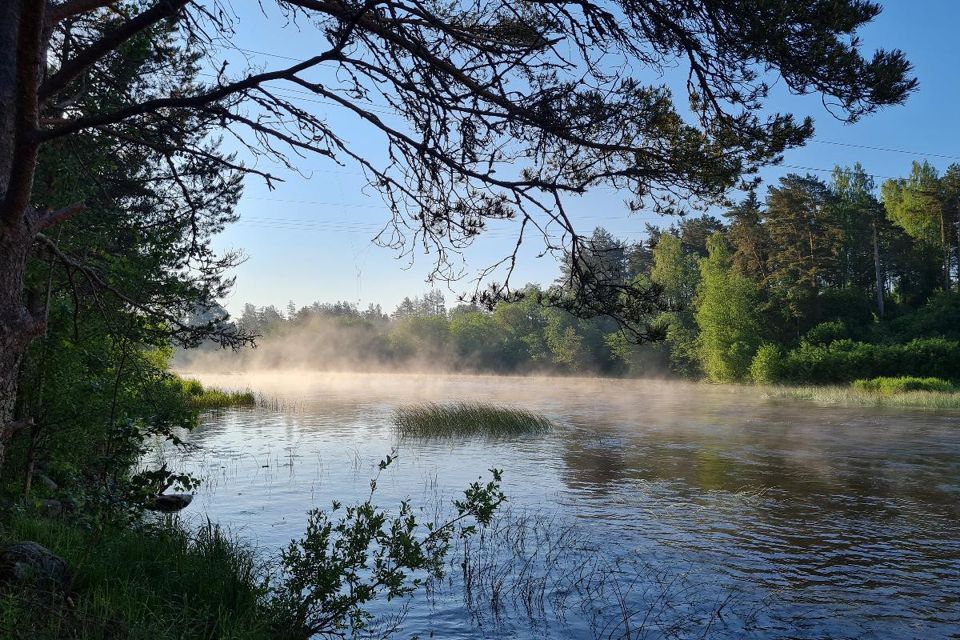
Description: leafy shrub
xmin=272 ymin=458 xmax=505 ymax=637
xmin=818 ymin=288 xmax=876 ymax=330
xmin=804 ymin=320 xmax=848 ymax=346
xmin=885 ymin=292 xmax=960 ymax=342
xmin=852 ymin=376 xmax=956 ymax=394
xmin=750 ymin=344 xmax=784 ymax=384
xmin=777 ymin=338 xmax=960 ymax=384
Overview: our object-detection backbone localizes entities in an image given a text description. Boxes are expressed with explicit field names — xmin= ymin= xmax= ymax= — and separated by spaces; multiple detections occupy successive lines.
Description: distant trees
xmin=392 ymin=291 xmax=446 ymax=319
xmin=223 ymin=158 xmax=960 ymax=384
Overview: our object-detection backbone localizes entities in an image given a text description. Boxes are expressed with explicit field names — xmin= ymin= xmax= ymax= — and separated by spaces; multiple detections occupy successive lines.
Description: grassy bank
xmin=176 ymin=377 xmax=256 ymax=410
xmin=395 ymin=402 xmax=554 ymax=438
xmin=762 ymin=382 xmax=960 ymax=409
xmin=0 ymin=515 xmax=290 ymax=640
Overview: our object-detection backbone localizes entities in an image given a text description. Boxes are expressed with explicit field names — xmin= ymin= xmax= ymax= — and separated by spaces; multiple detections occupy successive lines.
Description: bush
xmin=804 ymin=321 xmax=848 ymax=346
xmin=750 ymin=344 xmax=784 ymax=384
xmin=818 ymin=288 xmax=876 ymax=330
xmin=885 ymin=292 xmax=960 ymax=342
xmin=776 ymin=338 xmax=960 ymax=384
xmin=852 ymin=376 xmax=956 ymax=394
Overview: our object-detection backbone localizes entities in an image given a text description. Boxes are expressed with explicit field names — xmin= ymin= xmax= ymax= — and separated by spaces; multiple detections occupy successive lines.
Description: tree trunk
xmin=872 ymin=220 xmax=885 ymax=318
xmin=0 ymin=0 xmax=44 ymax=470
xmin=0 ymin=221 xmax=41 ymax=470
xmin=941 ymin=209 xmax=951 ymax=292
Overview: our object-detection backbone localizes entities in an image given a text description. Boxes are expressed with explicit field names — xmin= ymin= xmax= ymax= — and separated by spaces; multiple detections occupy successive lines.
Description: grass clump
xmin=0 ymin=516 xmax=285 ymax=640
xmin=394 ymin=402 xmax=553 ymax=438
xmin=176 ymin=377 xmax=256 ymax=409
xmin=851 ymin=376 xmax=955 ymax=394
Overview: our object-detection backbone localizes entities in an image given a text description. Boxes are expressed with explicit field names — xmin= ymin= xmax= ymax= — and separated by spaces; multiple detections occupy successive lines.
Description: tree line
xmin=216 ymin=162 xmax=960 ymax=383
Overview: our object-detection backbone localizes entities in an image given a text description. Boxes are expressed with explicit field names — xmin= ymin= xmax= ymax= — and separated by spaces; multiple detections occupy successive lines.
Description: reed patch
xmin=394 ymin=402 xmax=553 ymax=438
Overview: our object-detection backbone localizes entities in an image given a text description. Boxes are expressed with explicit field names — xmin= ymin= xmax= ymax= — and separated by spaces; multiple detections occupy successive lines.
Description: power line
xmin=812 ymin=140 xmax=960 ymax=164
xmin=212 ymin=49 xmax=960 ymax=166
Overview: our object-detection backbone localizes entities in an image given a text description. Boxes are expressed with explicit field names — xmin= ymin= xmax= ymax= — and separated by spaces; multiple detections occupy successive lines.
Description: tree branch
xmin=41 ymin=0 xmax=189 ymax=102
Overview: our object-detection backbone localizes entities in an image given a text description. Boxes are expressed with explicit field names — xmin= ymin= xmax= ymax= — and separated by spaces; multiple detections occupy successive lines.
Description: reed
xmin=394 ymin=402 xmax=553 ymax=438
xmin=177 ymin=377 xmax=257 ymax=409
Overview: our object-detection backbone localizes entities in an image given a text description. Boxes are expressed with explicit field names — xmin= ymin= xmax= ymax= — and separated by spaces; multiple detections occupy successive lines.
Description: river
xmin=165 ymin=372 xmax=960 ymax=639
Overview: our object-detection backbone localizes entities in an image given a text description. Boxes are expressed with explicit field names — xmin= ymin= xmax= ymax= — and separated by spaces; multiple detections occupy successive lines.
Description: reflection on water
xmin=164 ymin=372 xmax=960 ymax=639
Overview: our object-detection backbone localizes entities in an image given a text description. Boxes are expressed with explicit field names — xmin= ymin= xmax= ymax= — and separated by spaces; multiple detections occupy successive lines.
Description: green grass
xmin=851 ymin=376 xmax=956 ymax=394
xmin=763 ymin=383 xmax=960 ymax=409
xmin=394 ymin=402 xmax=554 ymax=438
xmin=0 ymin=515 xmax=293 ymax=640
xmin=176 ymin=377 xmax=256 ymax=410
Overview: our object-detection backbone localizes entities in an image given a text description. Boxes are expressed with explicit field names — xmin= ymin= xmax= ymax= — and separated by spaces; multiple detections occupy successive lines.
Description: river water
xmin=167 ymin=372 xmax=960 ymax=639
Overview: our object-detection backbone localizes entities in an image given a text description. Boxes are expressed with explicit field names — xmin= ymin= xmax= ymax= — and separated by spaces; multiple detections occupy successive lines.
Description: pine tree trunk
xmin=0 ymin=0 xmax=43 ymax=471
xmin=872 ymin=221 xmax=885 ymax=318
xmin=941 ymin=210 xmax=951 ymax=292
xmin=0 ymin=222 xmax=40 ymax=470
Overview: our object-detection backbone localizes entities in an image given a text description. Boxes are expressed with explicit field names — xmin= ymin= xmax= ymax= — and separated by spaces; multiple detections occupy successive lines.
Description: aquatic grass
xmin=442 ymin=507 xmax=757 ymax=638
xmin=394 ymin=402 xmax=553 ymax=438
xmin=176 ymin=377 xmax=257 ymax=409
xmin=763 ymin=383 xmax=960 ymax=409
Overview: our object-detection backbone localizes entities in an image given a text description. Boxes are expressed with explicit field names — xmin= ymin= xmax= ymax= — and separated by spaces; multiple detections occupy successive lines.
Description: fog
xmin=173 ymin=313 xmax=645 ymax=377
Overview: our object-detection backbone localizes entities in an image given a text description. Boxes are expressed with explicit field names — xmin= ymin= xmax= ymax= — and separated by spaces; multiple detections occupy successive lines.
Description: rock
xmin=39 ymin=499 xmax=65 ymax=518
xmin=0 ymin=542 xmax=71 ymax=592
xmin=147 ymin=493 xmax=194 ymax=513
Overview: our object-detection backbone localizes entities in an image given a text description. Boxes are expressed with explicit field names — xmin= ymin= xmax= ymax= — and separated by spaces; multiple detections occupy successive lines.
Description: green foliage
xmin=394 ymin=403 xmax=553 ymax=438
xmin=774 ymin=338 xmax=960 ymax=384
xmin=882 ymin=161 xmax=948 ymax=250
xmin=0 ymin=517 xmax=277 ymax=640
xmin=884 ymin=292 xmax=960 ymax=341
xmin=851 ymin=376 xmax=956 ymax=394
xmin=750 ymin=344 xmax=784 ymax=384
xmin=7 ymin=300 xmax=203 ymax=518
xmin=271 ymin=460 xmax=505 ymax=637
xmin=651 ymin=234 xmax=699 ymax=308
xmin=694 ymin=234 xmax=764 ymax=382
xmin=804 ymin=321 xmax=848 ymax=346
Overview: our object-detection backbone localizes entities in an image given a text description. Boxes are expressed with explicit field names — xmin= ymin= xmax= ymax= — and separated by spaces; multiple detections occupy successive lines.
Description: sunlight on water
xmin=161 ymin=372 xmax=960 ymax=639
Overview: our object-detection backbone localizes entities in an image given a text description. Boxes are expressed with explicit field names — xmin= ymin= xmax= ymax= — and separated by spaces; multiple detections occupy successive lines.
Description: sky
xmin=209 ymin=1 xmax=960 ymax=317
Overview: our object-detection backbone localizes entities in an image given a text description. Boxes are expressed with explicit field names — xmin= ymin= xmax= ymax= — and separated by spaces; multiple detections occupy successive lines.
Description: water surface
xmin=167 ymin=373 xmax=960 ymax=639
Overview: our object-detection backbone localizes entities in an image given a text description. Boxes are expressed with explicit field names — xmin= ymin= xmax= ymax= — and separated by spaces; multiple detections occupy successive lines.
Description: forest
xmin=220 ymin=162 xmax=960 ymax=386
xmin=1 ymin=0 xmax=950 ymax=638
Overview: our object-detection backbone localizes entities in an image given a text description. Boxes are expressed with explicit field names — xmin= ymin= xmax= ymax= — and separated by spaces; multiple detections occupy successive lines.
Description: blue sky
xmin=211 ymin=1 xmax=960 ymax=317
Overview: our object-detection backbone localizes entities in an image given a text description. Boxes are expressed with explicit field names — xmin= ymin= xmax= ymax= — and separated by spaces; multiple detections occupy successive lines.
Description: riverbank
xmin=761 ymin=383 xmax=960 ymax=409
xmin=0 ymin=514 xmax=289 ymax=640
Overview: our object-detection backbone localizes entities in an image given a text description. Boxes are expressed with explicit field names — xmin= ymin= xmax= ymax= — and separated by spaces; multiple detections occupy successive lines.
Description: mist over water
xmin=166 ymin=372 xmax=960 ymax=639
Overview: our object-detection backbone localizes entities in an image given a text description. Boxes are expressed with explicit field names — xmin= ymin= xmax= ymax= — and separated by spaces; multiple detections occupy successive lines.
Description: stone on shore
xmin=148 ymin=493 xmax=194 ymax=513
xmin=0 ymin=542 xmax=71 ymax=591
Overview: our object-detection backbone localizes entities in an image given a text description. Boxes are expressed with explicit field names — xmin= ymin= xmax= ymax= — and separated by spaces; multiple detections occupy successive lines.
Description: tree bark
xmin=941 ymin=209 xmax=951 ymax=292
xmin=0 ymin=221 xmax=41 ymax=470
xmin=0 ymin=0 xmax=45 ymax=470
xmin=872 ymin=220 xmax=885 ymax=318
